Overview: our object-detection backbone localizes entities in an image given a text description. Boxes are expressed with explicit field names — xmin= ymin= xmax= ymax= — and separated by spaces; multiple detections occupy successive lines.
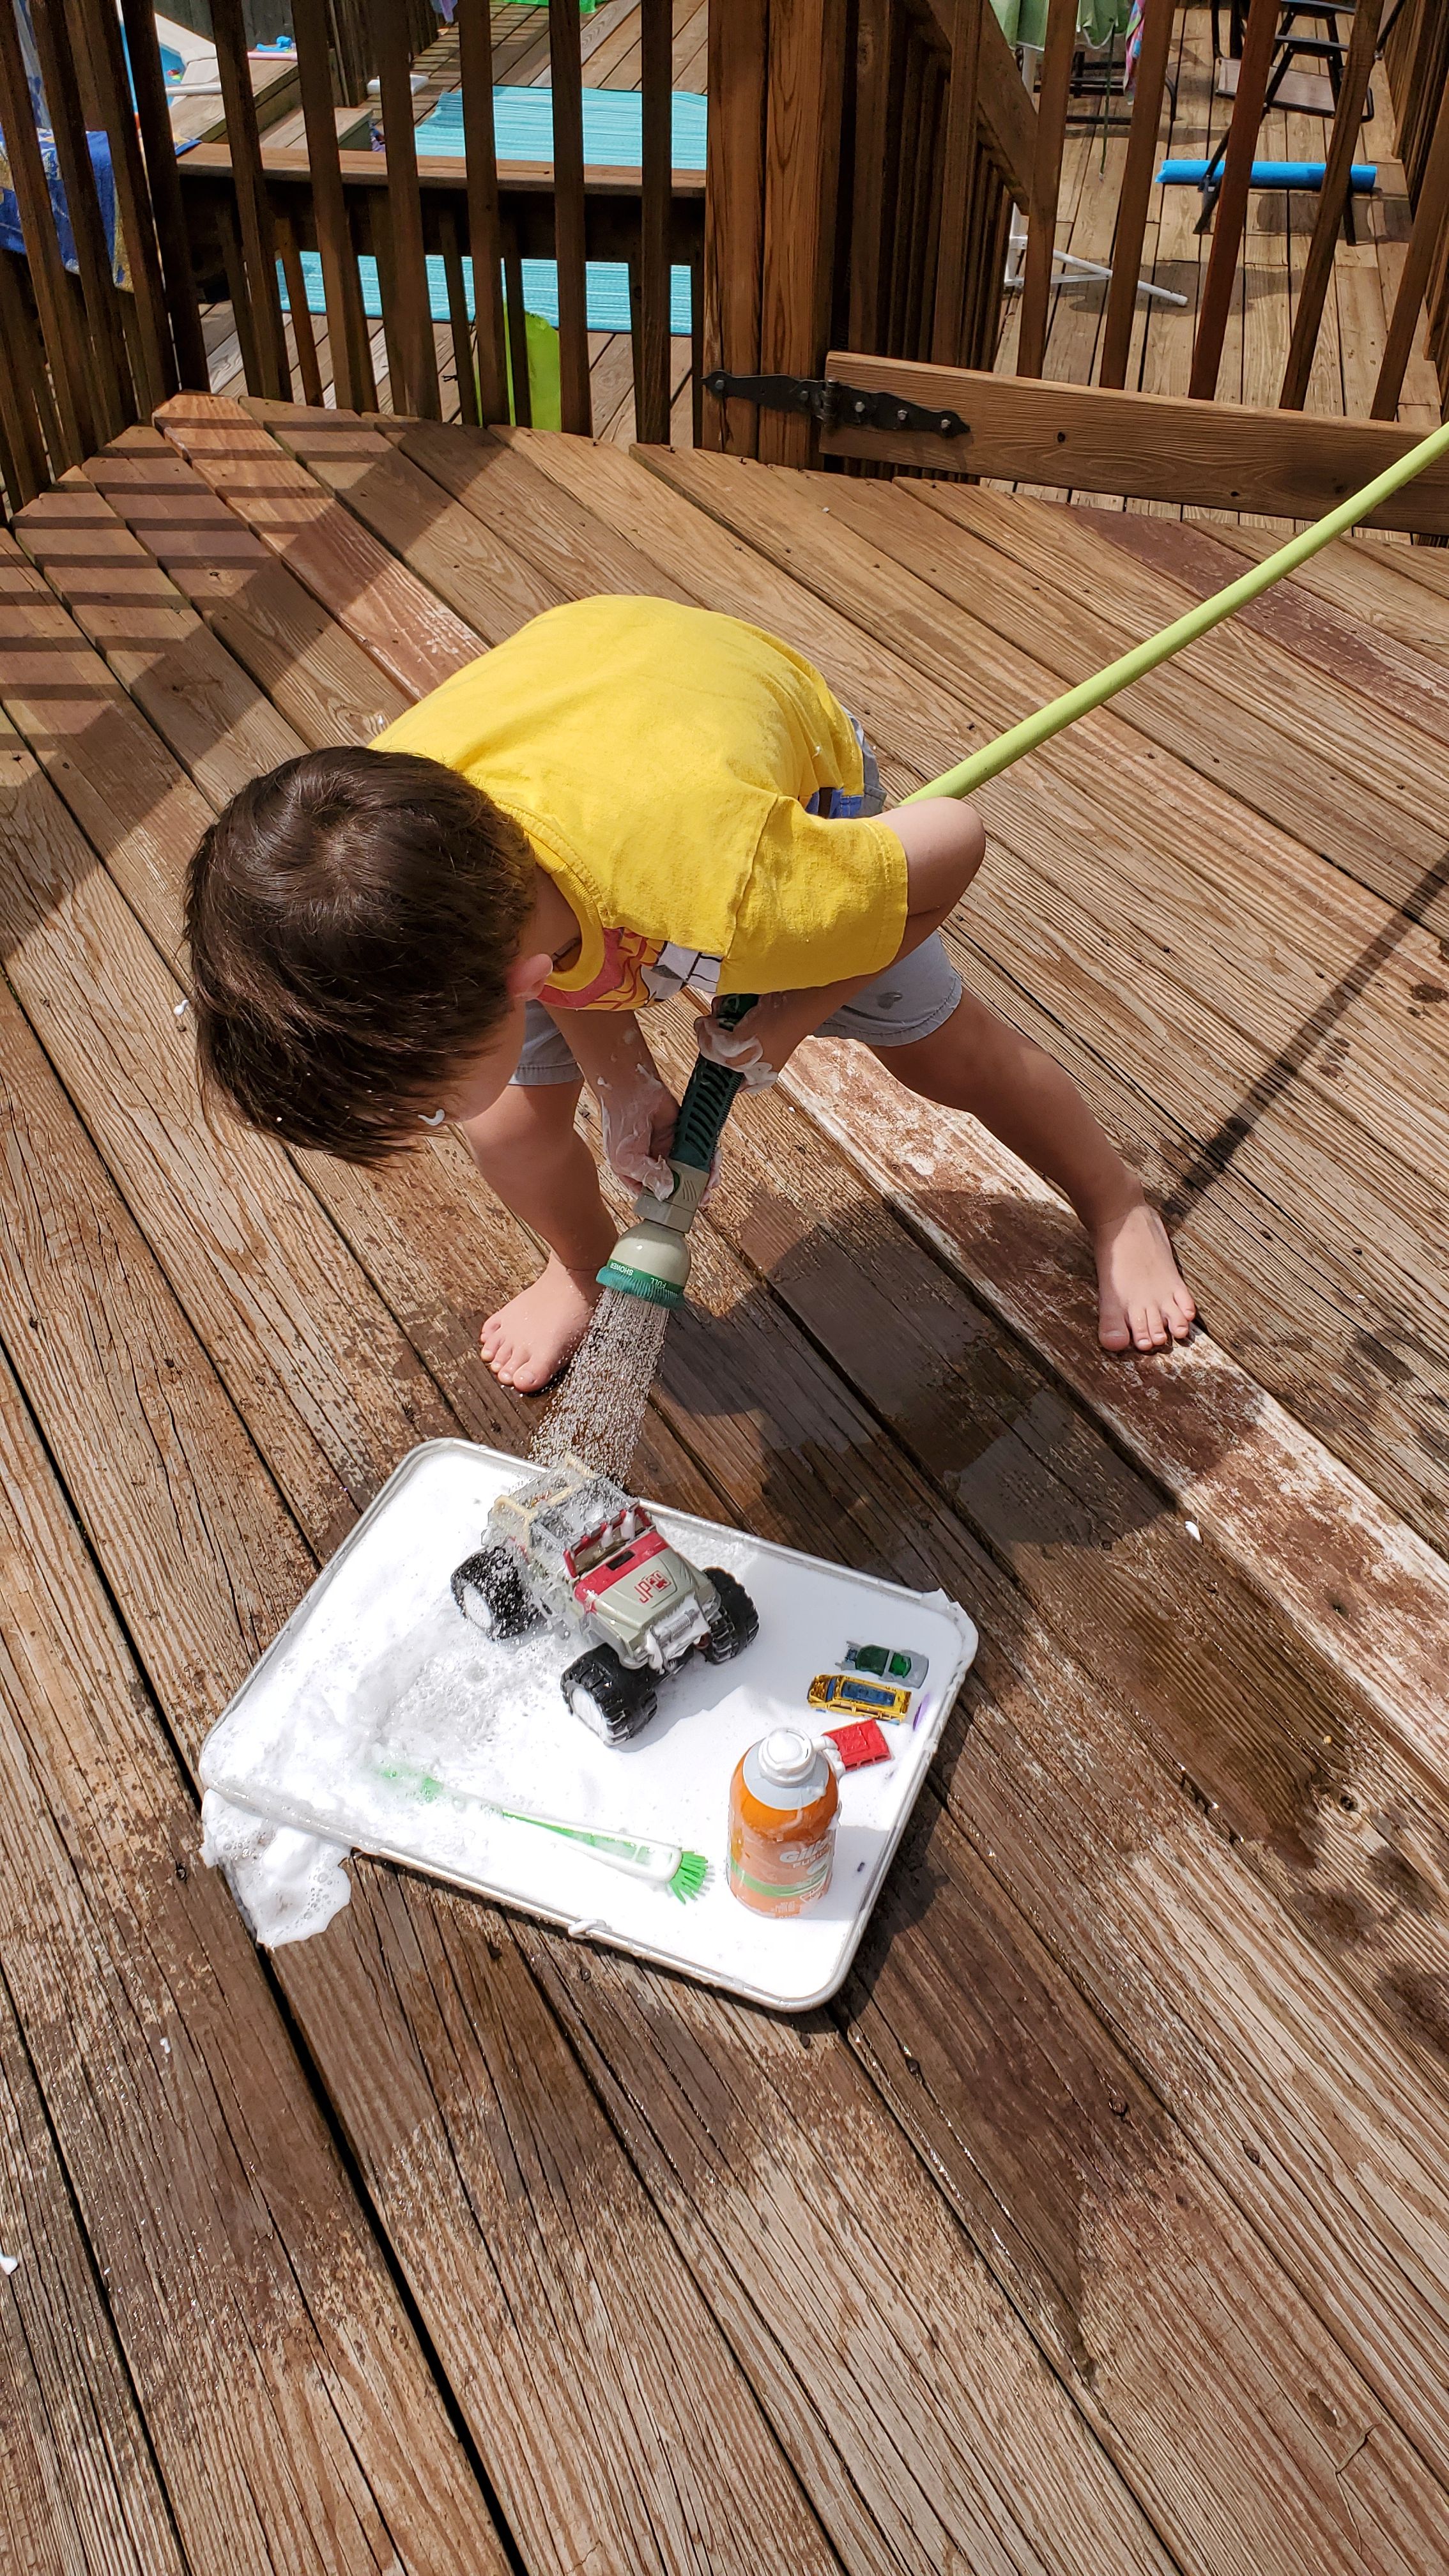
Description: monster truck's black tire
xmin=451 ymin=1545 xmax=540 ymax=1641
xmin=561 ymin=1645 xmax=659 ymax=1744
xmin=699 ymin=1568 xmax=760 ymax=1664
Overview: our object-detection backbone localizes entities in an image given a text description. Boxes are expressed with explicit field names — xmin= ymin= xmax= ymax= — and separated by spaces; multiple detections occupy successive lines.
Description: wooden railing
xmin=0 ymin=0 xmax=699 ymax=510
xmin=702 ymin=0 xmax=1449 ymax=479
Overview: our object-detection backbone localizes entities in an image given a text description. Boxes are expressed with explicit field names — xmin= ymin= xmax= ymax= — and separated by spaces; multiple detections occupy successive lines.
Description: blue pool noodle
xmin=1157 ymin=158 xmax=1377 ymax=190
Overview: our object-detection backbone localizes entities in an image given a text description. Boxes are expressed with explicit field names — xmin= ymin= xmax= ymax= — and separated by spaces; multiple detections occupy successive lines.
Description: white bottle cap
xmin=758 ymin=1728 xmax=817 ymax=1786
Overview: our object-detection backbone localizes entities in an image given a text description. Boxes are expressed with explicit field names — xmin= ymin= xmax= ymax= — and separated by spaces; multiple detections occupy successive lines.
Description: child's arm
xmin=703 ymin=797 xmax=986 ymax=1082
xmin=544 ymin=1003 xmax=679 ymax=1193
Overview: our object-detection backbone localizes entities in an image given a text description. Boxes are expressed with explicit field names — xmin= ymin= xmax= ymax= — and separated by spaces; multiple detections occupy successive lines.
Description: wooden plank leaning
xmin=1015 ymin=0 xmax=1077 ymax=380
xmin=1099 ymin=0 xmax=1176 ymax=391
xmin=549 ymin=0 xmax=593 ymax=433
xmin=292 ymin=0 xmax=377 ymax=413
xmin=210 ymin=0 xmax=293 ymax=399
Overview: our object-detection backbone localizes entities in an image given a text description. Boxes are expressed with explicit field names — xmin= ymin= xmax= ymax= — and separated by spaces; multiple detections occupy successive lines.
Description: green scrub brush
xmin=376 ymin=1756 xmax=710 ymax=1900
xmin=597 ymin=991 xmax=759 ymax=1308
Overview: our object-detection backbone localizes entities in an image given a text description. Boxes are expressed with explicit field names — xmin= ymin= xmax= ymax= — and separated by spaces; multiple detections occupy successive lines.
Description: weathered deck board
xmin=503 ymin=427 xmax=1449 ymax=1555
xmin=5 ymin=394 xmax=1449 ymax=2571
xmin=0 ymin=1066 xmax=509 ymax=2573
xmin=0 ymin=476 xmax=1197 ymax=2576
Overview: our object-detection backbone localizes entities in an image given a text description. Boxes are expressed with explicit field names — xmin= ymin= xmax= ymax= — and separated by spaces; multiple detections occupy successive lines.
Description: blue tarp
xmin=412 ymin=84 xmax=708 ymax=167
xmin=0 ymin=121 xmax=125 ymax=280
xmin=277 ymin=247 xmax=694 ymax=337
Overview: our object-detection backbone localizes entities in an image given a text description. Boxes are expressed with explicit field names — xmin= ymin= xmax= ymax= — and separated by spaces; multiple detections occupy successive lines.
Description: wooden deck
xmin=4 ymin=397 xmax=1449 ymax=2574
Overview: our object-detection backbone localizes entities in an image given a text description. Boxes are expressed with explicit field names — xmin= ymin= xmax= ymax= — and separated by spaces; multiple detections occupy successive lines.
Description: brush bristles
xmin=596 ymin=1262 xmax=686 ymax=1307
xmin=669 ymin=1850 xmax=710 ymax=1901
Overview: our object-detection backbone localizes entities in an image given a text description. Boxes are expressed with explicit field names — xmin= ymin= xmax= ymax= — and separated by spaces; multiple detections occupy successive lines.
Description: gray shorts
xmin=512 ymin=933 xmax=963 ymax=1084
xmin=512 ymin=714 xmax=962 ymax=1085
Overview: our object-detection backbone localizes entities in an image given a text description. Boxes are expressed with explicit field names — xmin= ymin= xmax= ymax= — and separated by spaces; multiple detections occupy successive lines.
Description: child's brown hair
xmin=186 ymin=747 xmax=535 ymax=1163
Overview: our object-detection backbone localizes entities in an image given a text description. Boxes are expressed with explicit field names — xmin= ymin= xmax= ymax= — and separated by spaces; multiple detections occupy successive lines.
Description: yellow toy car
xmin=807 ymin=1669 xmax=914 ymax=1724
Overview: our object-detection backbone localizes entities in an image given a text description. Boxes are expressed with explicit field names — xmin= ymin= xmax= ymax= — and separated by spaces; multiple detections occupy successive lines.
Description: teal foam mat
xmin=277 ymin=249 xmax=694 ymax=337
xmin=413 ymin=84 xmax=707 ymax=166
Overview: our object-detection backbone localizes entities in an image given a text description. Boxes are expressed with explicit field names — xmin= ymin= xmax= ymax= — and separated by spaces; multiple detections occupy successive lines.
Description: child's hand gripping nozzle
xmin=597 ymin=995 xmax=758 ymax=1308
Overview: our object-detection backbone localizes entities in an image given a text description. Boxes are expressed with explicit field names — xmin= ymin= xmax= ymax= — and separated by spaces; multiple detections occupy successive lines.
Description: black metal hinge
xmin=704 ymin=372 xmax=970 ymax=440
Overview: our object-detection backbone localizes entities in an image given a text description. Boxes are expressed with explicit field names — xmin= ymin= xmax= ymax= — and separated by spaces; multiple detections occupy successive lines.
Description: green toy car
xmin=843 ymin=1640 xmax=929 ymax=1689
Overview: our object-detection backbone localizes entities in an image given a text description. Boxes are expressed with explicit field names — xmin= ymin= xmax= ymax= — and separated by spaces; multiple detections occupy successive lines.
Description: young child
xmin=187 ymin=595 xmax=1194 ymax=1392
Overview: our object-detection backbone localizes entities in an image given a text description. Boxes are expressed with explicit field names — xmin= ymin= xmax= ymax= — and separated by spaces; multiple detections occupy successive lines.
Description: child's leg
xmin=462 ymin=1078 xmax=616 ymax=1390
xmin=873 ymin=989 xmax=1196 ymax=1354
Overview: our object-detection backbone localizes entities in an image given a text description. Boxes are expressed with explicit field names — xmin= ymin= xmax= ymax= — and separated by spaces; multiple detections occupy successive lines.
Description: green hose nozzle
xmin=598 ymin=994 xmax=757 ymax=1307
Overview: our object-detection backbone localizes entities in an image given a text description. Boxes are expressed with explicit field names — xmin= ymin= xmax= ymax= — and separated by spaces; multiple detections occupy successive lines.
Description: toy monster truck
xmin=450 ymin=1456 xmax=758 ymax=1744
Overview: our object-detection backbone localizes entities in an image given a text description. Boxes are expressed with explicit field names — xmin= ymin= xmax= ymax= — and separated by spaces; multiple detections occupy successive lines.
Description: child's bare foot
xmin=480 ymin=1256 xmax=601 ymax=1392
xmin=1094 ymin=1200 xmax=1196 ymax=1355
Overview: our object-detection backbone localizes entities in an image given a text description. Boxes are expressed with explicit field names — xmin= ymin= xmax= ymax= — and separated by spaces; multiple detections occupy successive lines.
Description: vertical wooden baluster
xmin=210 ymin=0 xmax=292 ymax=398
xmin=0 ymin=0 xmax=90 ymax=458
xmin=1281 ymin=0 xmax=1383 ymax=408
xmin=0 ymin=253 xmax=49 ymax=501
xmin=1016 ymin=0 xmax=1077 ymax=379
xmin=886 ymin=33 xmax=926 ymax=356
xmin=1372 ymin=71 xmax=1449 ymax=414
xmin=636 ymin=0 xmax=672 ymax=443
xmin=371 ymin=199 xmax=406 ymax=412
xmin=68 ymin=0 xmax=174 ymax=406
xmin=931 ymin=0 xmax=985 ymax=366
xmin=275 ymin=208 xmax=325 ymax=406
xmin=702 ymin=0 xmax=767 ymax=452
xmin=758 ymin=0 xmax=848 ymax=466
xmin=292 ymin=0 xmax=372 ymax=413
xmin=502 ymin=218 xmax=532 ymax=425
xmin=549 ymin=0 xmax=591 ymax=431
xmin=27 ymin=0 xmax=134 ymax=434
xmin=367 ymin=0 xmax=440 ymax=415
xmin=458 ymin=0 xmax=509 ymax=422
xmin=689 ymin=238 xmax=704 ymax=446
xmin=118 ymin=0 xmax=208 ymax=387
xmin=1099 ymin=0 xmax=1175 ymax=390
xmin=1189 ymin=0 xmax=1278 ymax=399
xmin=439 ymin=204 xmax=480 ymax=423
xmin=215 ymin=191 xmax=262 ymax=394
xmin=349 ymin=195 xmax=380 ymax=410
xmin=850 ymin=0 xmax=896 ymax=358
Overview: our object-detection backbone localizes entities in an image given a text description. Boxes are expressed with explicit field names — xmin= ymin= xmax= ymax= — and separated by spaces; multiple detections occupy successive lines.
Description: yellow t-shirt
xmin=371 ymin=596 xmax=907 ymax=1008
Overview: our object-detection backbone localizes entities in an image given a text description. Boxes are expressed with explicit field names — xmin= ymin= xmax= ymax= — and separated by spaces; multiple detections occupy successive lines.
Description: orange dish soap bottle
xmin=727 ymin=1728 xmax=839 ymax=1917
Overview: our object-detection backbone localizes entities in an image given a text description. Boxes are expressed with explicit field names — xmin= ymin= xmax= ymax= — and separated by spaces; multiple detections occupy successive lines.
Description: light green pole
xmin=903 ymin=417 xmax=1449 ymax=803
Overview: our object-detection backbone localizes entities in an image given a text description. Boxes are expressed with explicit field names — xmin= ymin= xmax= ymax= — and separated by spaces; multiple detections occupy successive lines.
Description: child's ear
xmin=506 ymin=949 xmax=555 ymax=1003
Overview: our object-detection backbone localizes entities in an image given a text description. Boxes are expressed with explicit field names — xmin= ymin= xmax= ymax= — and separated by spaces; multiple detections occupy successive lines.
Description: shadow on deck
xmin=2 ymin=399 xmax=1448 ymax=2575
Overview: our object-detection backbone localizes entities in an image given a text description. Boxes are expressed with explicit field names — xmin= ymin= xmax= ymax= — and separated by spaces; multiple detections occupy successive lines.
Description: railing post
xmin=931 ymin=0 xmax=985 ymax=368
xmin=118 ymin=0 xmax=209 ymax=388
xmin=70 ymin=0 xmax=176 ymax=408
xmin=1282 ymin=0 xmax=1385 ymax=410
xmin=702 ymin=0 xmax=768 ymax=454
xmin=211 ymin=0 xmax=293 ymax=400
xmin=636 ymin=0 xmax=673 ymax=444
xmin=1099 ymin=0 xmax=1175 ymax=392
xmin=758 ymin=0 xmax=848 ymax=466
xmin=457 ymin=0 xmax=509 ymax=424
xmin=28 ymin=0 xmax=134 ymax=437
xmin=549 ymin=0 xmax=592 ymax=434
xmin=293 ymin=0 xmax=376 ymax=413
xmin=0 ymin=0 xmax=91 ymax=461
xmin=1189 ymin=0 xmax=1278 ymax=400
xmin=367 ymin=0 xmax=441 ymax=417
xmin=1016 ymin=0 xmax=1075 ymax=381
xmin=1373 ymin=72 xmax=1449 ymax=418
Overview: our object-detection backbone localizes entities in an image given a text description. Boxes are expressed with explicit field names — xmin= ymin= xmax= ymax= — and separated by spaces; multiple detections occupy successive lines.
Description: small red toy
xmin=824 ymin=1719 xmax=893 ymax=1771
